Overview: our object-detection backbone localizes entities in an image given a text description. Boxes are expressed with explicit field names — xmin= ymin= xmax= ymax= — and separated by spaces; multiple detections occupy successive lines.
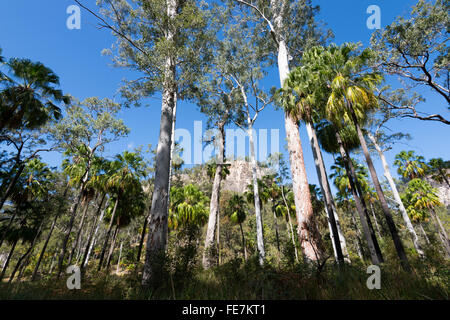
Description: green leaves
xmin=370 ymin=0 xmax=450 ymax=122
xmin=394 ymin=150 xmax=429 ymax=181
xmin=169 ymin=184 xmax=209 ymax=230
xmin=0 ymin=58 xmax=69 ymax=131
xmin=49 ymin=97 xmax=129 ymax=153
xmin=100 ymin=0 xmax=214 ymax=104
xmin=402 ymin=178 xmax=441 ymax=222
xmin=281 ymin=43 xmax=382 ymax=129
xmin=224 ymin=193 xmax=247 ymax=225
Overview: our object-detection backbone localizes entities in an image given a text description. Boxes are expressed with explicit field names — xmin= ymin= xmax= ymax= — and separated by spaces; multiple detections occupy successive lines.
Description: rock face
xmin=221 ymin=160 xmax=272 ymax=194
xmin=425 ymin=172 xmax=450 ymax=208
xmin=179 ymin=160 xmax=273 ymax=195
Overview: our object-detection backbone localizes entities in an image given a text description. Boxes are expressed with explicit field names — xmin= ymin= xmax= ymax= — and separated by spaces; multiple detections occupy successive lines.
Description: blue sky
xmin=0 ymin=0 xmax=449 ymax=190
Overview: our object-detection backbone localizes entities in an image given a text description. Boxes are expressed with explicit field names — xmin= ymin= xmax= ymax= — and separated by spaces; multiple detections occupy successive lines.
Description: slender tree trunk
xmin=0 ymin=238 xmax=18 ymax=281
xmin=82 ymin=197 xmax=108 ymax=269
xmin=273 ymin=209 xmax=280 ymax=252
xmin=336 ymin=131 xmax=383 ymax=265
xmin=239 ymin=223 xmax=247 ymax=260
xmin=32 ymin=185 xmax=70 ymax=281
xmin=306 ymin=122 xmax=345 ymax=264
xmin=32 ymin=217 xmax=58 ymax=280
xmin=203 ymin=121 xmax=226 ymax=268
xmin=76 ymin=217 xmax=92 ymax=264
xmin=9 ymin=221 xmax=44 ymax=282
xmin=217 ymin=205 xmax=221 ymax=265
xmin=136 ymin=211 xmax=149 ymax=263
xmin=419 ymin=223 xmax=430 ymax=244
xmin=167 ymin=89 xmax=178 ymax=198
xmin=98 ymin=197 xmax=119 ymax=271
xmin=142 ymin=1 xmax=177 ymax=287
xmin=57 ymin=180 xmax=87 ymax=278
xmin=349 ymin=108 xmax=410 ymax=272
xmin=367 ymin=132 xmax=424 ymax=256
xmin=349 ymin=209 xmax=365 ymax=260
xmin=369 ymin=202 xmax=383 ymax=240
xmin=8 ymin=244 xmax=33 ymax=283
xmin=48 ymin=252 xmax=56 ymax=274
xmin=67 ymin=199 xmax=91 ymax=265
xmin=430 ymin=209 xmax=450 ymax=257
xmin=106 ymin=225 xmax=119 ymax=269
xmin=17 ymin=255 xmax=31 ymax=282
xmin=247 ymin=122 xmax=265 ymax=265
xmin=116 ymin=241 xmax=123 ymax=274
xmin=281 ymin=186 xmax=298 ymax=262
xmin=0 ymin=163 xmax=25 ymax=212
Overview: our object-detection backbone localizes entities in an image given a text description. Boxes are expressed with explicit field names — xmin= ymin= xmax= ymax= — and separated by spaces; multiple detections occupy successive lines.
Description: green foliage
xmin=224 ymin=194 xmax=247 ymax=225
xmin=394 ymin=150 xmax=429 ymax=181
xmin=0 ymin=58 xmax=69 ymax=131
xmin=371 ymin=0 xmax=449 ymax=111
xmin=168 ymin=184 xmax=209 ymax=230
xmin=427 ymin=158 xmax=450 ymax=185
xmin=329 ymin=156 xmax=370 ymax=198
xmin=402 ymin=178 xmax=441 ymax=222
xmin=98 ymin=0 xmax=214 ymax=104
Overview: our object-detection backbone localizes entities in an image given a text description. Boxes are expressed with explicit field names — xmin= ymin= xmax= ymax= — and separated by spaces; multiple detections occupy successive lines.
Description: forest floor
xmin=0 ymin=255 xmax=448 ymax=300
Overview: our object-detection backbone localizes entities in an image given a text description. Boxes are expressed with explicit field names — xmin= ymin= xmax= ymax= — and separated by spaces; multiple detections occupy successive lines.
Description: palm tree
xmin=56 ymin=145 xmax=92 ymax=278
xmin=79 ymin=157 xmax=111 ymax=269
xmin=31 ymin=177 xmax=70 ymax=281
xmin=394 ymin=151 xmax=428 ymax=181
xmin=0 ymin=158 xmax=52 ymax=281
xmin=224 ymin=194 xmax=248 ymax=261
xmin=403 ymin=178 xmax=450 ymax=256
xmin=322 ymin=43 xmax=411 ymax=271
xmin=168 ymin=184 xmax=209 ymax=231
xmin=0 ymin=58 xmax=69 ymax=132
xmin=98 ymin=151 xmax=146 ymax=271
xmin=319 ymin=122 xmax=384 ymax=265
xmin=282 ymin=47 xmax=354 ymax=264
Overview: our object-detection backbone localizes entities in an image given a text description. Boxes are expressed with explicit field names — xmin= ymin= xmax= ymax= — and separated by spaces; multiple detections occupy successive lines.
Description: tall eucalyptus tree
xmin=233 ymin=0 xmax=331 ymax=262
xmin=75 ymin=0 xmax=214 ymax=285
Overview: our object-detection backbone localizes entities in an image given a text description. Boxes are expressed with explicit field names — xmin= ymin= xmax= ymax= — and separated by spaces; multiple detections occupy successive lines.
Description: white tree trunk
xmin=142 ymin=0 xmax=177 ymax=286
xmin=367 ymin=132 xmax=424 ymax=256
xmin=83 ymin=199 xmax=108 ymax=268
xmin=203 ymin=123 xmax=225 ymax=268
xmin=277 ymin=41 xmax=323 ymax=261
xmin=248 ymin=122 xmax=265 ymax=265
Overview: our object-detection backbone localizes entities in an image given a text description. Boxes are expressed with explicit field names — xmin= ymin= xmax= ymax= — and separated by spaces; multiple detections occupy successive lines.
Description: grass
xmin=0 ymin=256 xmax=448 ymax=300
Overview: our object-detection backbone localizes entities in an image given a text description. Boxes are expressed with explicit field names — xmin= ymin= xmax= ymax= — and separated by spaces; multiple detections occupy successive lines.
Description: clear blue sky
xmin=0 ymin=0 xmax=449 ymax=190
